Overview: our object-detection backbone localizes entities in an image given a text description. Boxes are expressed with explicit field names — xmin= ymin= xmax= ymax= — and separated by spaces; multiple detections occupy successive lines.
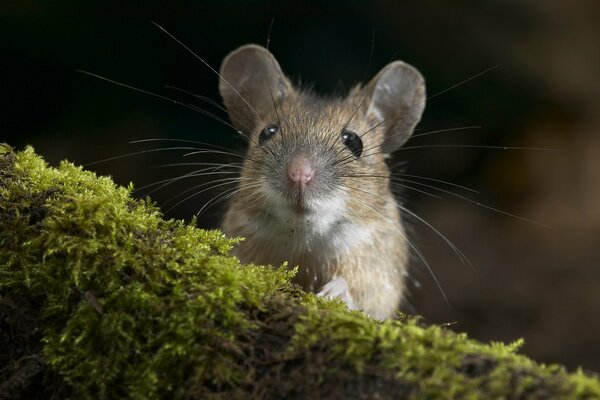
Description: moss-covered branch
xmin=1 ymin=144 xmax=598 ymax=399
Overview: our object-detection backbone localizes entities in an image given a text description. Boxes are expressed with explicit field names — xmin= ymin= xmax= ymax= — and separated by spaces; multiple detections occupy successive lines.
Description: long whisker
xmin=132 ymin=137 xmax=229 ymax=149
xmin=181 ymin=149 xmax=270 ymax=168
xmin=83 ymin=146 xmax=198 ymax=167
xmin=183 ymin=102 xmax=238 ymax=130
xmin=196 ymin=182 xmax=262 ymax=217
xmin=196 ymin=180 xmax=265 ymax=218
xmin=335 ymin=141 xmax=380 ymax=166
xmin=411 ymin=125 xmax=482 ymax=139
xmin=397 ymin=144 xmax=557 ymax=152
xmin=395 ymin=177 xmax=551 ymax=227
xmin=136 ymin=168 xmax=240 ymax=194
xmin=342 ymin=90 xmax=371 ymax=132
xmin=163 ymin=85 xmax=255 ymax=134
xmin=262 ymin=78 xmax=285 ymax=159
xmin=150 ymin=21 xmax=264 ymax=127
xmin=328 ymin=120 xmax=385 ymax=164
xmin=150 ymin=162 xmax=242 ymax=170
xmin=361 ymin=28 xmax=376 ymax=83
xmin=336 ymin=185 xmax=449 ymax=305
xmin=398 ymin=204 xmax=472 ymax=269
xmin=342 ymin=182 xmax=471 ymax=268
xmin=347 ymin=143 xmax=557 ymax=164
xmin=164 ymin=85 xmax=229 ymax=114
xmin=163 ymin=177 xmax=250 ymax=212
xmin=359 ymin=120 xmax=385 ymax=138
xmin=196 ymin=186 xmax=240 ymax=217
xmin=410 ymin=65 xmax=499 ymax=109
xmin=266 ymin=19 xmax=275 ymax=50
xmin=389 ymin=182 xmax=441 ymax=198
xmin=393 ymin=173 xmax=479 ymax=194
xmin=150 ymin=162 xmax=262 ymax=175
xmin=342 ymin=172 xmax=479 ymax=194
xmin=76 ymin=70 xmax=238 ymax=131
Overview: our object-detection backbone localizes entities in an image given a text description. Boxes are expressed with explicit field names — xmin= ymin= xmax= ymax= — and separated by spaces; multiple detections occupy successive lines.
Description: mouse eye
xmin=259 ymin=124 xmax=279 ymax=145
xmin=341 ymin=129 xmax=363 ymax=158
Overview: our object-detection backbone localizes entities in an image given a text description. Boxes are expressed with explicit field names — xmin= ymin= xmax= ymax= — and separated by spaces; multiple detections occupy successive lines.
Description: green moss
xmin=1 ymin=143 xmax=599 ymax=399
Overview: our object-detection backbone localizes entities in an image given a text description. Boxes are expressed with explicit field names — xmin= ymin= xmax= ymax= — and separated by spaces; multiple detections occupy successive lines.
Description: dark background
xmin=2 ymin=1 xmax=599 ymax=372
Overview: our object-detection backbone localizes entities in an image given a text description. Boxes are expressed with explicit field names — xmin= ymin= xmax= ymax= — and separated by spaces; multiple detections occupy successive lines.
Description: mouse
xmin=218 ymin=44 xmax=426 ymax=320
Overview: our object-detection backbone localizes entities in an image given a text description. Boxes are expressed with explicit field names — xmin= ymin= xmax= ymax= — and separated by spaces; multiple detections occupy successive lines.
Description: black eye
xmin=259 ymin=124 xmax=279 ymax=145
xmin=341 ymin=129 xmax=363 ymax=158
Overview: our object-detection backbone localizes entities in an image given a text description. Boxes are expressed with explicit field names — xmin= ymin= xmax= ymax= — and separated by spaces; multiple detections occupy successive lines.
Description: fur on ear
xmin=219 ymin=44 xmax=293 ymax=132
xmin=363 ymin=61 xmax=426 ymax=153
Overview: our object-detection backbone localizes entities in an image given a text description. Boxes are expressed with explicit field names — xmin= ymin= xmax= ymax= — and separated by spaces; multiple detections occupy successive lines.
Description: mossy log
xmin=0 ymin=143 xmax=598 ymax=399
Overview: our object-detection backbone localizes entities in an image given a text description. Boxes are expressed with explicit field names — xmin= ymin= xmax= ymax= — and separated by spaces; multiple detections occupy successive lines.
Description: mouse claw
xmin=317 ymin=276 xmax=359 ymax=311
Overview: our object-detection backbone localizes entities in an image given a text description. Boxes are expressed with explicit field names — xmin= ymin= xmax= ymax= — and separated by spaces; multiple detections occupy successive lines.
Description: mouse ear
xmin=363 ymin=61 xmax=426 ymax=153
xmin=219 ymin=44 xmax=293 ymax=132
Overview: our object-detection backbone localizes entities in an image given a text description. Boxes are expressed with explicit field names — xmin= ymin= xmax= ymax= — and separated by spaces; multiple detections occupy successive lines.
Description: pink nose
xmin=287 ymin=155 xmax=315 ymax=188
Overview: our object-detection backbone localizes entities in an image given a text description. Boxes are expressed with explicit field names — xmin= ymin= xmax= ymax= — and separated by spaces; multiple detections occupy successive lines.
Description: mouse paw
xmin=317 ymin=276 xmax=359 ymax=310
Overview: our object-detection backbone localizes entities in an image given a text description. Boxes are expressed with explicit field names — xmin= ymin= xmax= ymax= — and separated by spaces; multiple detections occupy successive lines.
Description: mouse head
xmin=219 ymin=44 xmax=425 ymax=232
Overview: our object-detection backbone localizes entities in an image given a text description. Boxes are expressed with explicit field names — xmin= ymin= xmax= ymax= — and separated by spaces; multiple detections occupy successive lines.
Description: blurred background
xmin=2 ymin=1 xmax=599 ymax=372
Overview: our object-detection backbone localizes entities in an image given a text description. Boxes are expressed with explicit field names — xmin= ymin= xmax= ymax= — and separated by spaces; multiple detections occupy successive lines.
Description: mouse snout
xmin=287 ymin=155 xmax=315 ymax=189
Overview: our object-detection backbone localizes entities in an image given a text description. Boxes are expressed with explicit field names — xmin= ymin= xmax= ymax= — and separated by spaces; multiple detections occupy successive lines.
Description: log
xmin=1 ymin=144 xmax=598 ymax=399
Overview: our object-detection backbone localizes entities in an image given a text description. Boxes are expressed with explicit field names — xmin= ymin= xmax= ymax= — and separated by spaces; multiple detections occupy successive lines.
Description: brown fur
xmin=219 ymin=45 xmax=425 ymax=319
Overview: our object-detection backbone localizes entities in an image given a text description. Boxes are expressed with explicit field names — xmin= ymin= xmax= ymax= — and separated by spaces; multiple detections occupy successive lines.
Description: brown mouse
xmin=218 ymin=44 xmax=426 ymax=319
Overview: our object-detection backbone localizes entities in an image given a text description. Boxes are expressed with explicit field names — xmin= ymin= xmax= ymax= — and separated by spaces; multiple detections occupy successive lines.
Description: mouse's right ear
xmin=219 ymin=44 xmax=293 ymax=133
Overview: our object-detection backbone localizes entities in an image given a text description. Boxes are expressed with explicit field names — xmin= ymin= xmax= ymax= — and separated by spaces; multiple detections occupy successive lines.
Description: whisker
xmin=77 ymin=70 xmax=237 ymax=131
xmin=398 ymin=204 xmax=472 ymax=269
xmin=360 ymin=28 xmax=376 ymax=83
xmin=394 ymin=173 xmax=479 ymax=194
xmin=83 ymin=146 xmax=198 ymax=167
xmin=130 ymin=138 xmax=240 ymax=153
xmin=262 ymin=77 xmax=285 ymax=159
xmin=411 ymin=65 xmax=499 ymax=109
xmin=150 ymin=162 xmax=242 ymax=170
xmin=181 ymin=149 xmax=274 ymax=171
xmin=335 ymin=141 xmax=383 ymax=166
xmin=336 ymin=185 xmax=449 ymax=305
xmin=388 ymin=182 xmax=441 ymax=199
xmin=341 ymin=172 xmax=479 ymax=194
xmin=150 ymin=21 xmax=264 ymax=127
xmin=196 ymin=181 xmax=265 ymax=217
xmin=164 ymin=85 xmax=229 ymax=114
xmin=397 ymin=144 xmax=557 ymax=152
xmin=183 ymin=102 xmax=238 ymax=130
xmin=196 ymin=182 xmax=261 ymax=217
xmin=342 ymin=90 xmax=371 ymax=132
xmin=329 ymin=119 xmax=386 ymax=166
xmin=411 ymin=125 xmax=481 ymax=139
xmin=163 ymin=85 xmax=256 ymax=135
xmin=395 ymin=177 xmax=551 ymax=228
xmin=359 ymin=119 xmax=385 ymax=138
xmin=182 ymin=149 xmax=248 ymax=158
xmin=163 ymin=177 xmax=250 ymax=212
xmin=150 ymin=161 xmax=262 ymax=175
xmin=196 ymin=186 xmax=240 ymax=217
xmin=136 ymin=169 xmax=240 ymax=194
xmin=266 ymin=19 xmax=275 ymax=50
xmin=347 ymin=143 xmax=557 ymax=164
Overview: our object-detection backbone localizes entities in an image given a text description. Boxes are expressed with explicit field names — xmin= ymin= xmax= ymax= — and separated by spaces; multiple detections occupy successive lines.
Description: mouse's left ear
xmin=363 ymin=61 xmax=426 ymax=153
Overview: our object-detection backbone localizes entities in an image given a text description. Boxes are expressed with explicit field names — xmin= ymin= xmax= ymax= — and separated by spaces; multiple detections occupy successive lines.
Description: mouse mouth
xmin=291 ymin=202 xmax=310 ymax=215
xmin=290 ymin=193 xmax=311 ymax=215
